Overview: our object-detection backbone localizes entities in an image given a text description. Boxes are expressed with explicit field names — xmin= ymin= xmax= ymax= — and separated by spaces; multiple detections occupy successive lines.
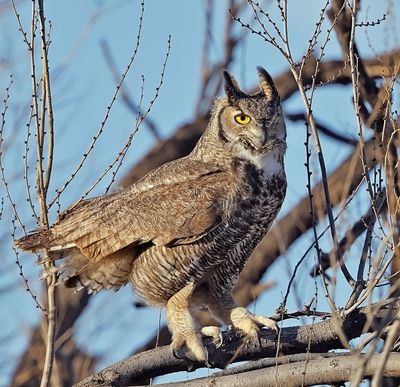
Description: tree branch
xmin=286 ymin=112 xmax=358 ymax=145
xmin=74 ymin=305 xmax=396 ymax=386
xmin=155 ymin=353 xmax=400 ymax=387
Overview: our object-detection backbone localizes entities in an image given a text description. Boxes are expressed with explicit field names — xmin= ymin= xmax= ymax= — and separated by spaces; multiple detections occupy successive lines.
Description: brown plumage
xmin=15 ymin=67 xmax=287 ymax=362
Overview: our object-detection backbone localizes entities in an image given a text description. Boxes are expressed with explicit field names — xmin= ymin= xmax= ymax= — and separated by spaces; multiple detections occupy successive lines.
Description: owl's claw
xmin=230 ymin=307 xmax=278 ymax=339
xmin=170 ymin=332 xmax=208 ymax=364
xmin=201 ymin=325 xmax=223 ymax=348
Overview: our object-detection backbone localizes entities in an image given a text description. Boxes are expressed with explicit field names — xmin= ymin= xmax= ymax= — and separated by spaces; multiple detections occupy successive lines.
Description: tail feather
xmin=61 ymin=248 xmax=135 ymax=294
xmin=15 ymin=229 xmax=136 ymax=295
xmin=14 ymin=230 xmax=55 ymax=251
xmin=14 ymin=230 xmax=77 ymax=253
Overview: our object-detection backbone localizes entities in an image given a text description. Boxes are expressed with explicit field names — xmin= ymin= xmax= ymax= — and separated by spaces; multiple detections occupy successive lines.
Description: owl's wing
xmin=46 ymin=168 xmax=231 ymax=261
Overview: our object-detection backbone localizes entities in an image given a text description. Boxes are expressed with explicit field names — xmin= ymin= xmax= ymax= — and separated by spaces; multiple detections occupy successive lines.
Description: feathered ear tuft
xmin=257 ymin=66 xmax=278 ymax=99
xmin=223 ymin=70 xmax=246 ymax=102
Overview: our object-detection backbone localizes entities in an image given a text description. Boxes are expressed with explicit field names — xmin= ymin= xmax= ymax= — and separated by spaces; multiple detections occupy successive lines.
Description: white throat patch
xmin=259 ymin=153 xmax=282 ymax=177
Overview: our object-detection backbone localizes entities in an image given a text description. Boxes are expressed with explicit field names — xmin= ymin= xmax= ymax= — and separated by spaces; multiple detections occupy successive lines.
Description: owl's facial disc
xmin=218 ymin=67 xmax=286 ymax=159
xmin=219 ymin=106 xmax=266 ymax=153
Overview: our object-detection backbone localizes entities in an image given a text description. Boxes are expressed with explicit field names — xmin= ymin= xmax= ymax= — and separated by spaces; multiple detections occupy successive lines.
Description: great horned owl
xmin=15 ymin=67 xmax=286 ymax=363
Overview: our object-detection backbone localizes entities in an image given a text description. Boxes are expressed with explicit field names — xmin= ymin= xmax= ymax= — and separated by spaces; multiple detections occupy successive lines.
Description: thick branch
xmin=156 ymin=353 xmax=400 ymax=387
xmin=74 ymin=307 xmax=387 ymax=386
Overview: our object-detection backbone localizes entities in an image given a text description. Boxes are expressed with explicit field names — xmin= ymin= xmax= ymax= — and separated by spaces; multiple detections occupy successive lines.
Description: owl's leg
xmin=166 ymin=283 xmax=208 ymax=363
xmin=190 ymin=285 xmax=223 ymax=349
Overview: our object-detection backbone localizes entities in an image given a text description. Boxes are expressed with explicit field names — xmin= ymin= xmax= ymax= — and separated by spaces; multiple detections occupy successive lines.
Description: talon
xmin=171 ymin=338 xmax=186 ymax=359
xmin=272 ymin=324 xmax=280 ymax=336
xmin=172 ymin=346 xmax=186 ymax=360
xmin=230 ymin=307 xmax=278 ymax=338
xmin=201 ymin=326 xmax=223 ymax=348
xmin=245 ymin=333 xmax=261 ymax=349
xmin=215 ymin=331 xmax=223 ymax=348
xmin=170 ymin=333 xmax=208 ymax=363
xmin=252 ymin=314 xmax=278 ymax=332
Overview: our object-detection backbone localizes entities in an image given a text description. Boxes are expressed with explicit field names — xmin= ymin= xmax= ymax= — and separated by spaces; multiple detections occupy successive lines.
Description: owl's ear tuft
xmin=223 ymin=70 xmax=245 ymax=102
xmin=257 ymin=66 xmax=278 ymax=99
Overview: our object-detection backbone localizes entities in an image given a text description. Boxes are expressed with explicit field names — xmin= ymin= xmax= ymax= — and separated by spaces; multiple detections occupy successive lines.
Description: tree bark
xmin=155 ymin=353 xmax=400 ymax=387
xmin=74 ymin=306 xmax=391 ymax=387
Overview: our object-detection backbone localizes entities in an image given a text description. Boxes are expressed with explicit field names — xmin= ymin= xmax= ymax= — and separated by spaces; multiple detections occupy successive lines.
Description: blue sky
xmin=1 ymin=0 xmax=399 ymax=385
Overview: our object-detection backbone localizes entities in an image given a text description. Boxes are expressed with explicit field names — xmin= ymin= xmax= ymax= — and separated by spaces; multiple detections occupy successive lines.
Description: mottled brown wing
xmin=50 ymin=170 xmax=231 ymax=261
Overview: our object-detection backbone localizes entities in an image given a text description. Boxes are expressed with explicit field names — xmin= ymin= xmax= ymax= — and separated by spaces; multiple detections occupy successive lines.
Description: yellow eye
xmin=234 ymin=113 xmax=251 ymax=125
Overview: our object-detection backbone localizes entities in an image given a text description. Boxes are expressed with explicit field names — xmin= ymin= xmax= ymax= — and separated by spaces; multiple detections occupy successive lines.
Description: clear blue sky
xmin=0 ymin=0 xmax=398 ymax=385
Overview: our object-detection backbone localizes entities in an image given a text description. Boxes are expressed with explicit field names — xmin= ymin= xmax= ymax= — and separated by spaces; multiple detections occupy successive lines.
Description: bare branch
xmin=156 ymin=353 xmax=400 ymax=387
xmin=74 ymin=304 xmax=395 ymax=386
xmin=100 ymin=39 xmax=161 ymax=141
xmin=286 ymin=112 xmax=358 ymax=146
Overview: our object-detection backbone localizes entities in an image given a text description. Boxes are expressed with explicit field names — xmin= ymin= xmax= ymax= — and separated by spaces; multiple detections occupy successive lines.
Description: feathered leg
xmin=166 ymin=283 xmax=208 ymax=363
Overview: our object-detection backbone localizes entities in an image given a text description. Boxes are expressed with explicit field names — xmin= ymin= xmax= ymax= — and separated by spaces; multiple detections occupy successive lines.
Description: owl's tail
xmin=16 ymin=232 xmax=136 ymax=294
xmin=15 ymin=230 xmax=76 ymax=256
xmin=66 ymin=248 xmax=135 ymax=293
xmin=40 ymin=247 xmax=136 ymax=294
xmin=14 ymin=229 xmax=57 ymax=251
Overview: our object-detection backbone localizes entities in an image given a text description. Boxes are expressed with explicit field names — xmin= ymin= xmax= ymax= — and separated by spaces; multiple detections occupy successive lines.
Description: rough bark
xmin=155 ymin=353 xmax=400 ymax=387
xmin=74 ymin=306 xmax=390 ymax=387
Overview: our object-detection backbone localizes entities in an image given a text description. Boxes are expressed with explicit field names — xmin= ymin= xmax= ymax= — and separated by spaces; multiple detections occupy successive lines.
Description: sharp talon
xmin=201 ymin=326 xmax=223 ymax=348
xmin=172 ymin=347 xmax=186 ymax=360
xmin=216 ymin=331 xmax=223 ymax=348
xmin=170 ymin=333 xmax=207 ymax=363
xmin=230 ymin=307 xmax=279 ymax=339
xmin=245 ymin=333 xmax=261 ymax=349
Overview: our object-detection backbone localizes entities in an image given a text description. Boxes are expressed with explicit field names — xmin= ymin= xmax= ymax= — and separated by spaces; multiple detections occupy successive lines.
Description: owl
xmin=15 ymin=67 xmax=287 ymax=363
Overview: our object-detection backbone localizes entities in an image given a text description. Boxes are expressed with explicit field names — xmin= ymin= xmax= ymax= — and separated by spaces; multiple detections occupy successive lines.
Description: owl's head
xmin=198 ymin=67 xmax=286 ymax=165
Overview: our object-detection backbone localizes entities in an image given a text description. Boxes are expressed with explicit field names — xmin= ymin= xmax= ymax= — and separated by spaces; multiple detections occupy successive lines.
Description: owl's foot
xmin=201 ymin=325 xmax=223 ymax=348
xmin=230 ymin=307 xmax=278 ymax=340
xmin=166 ymin=283 xmax=214 ymax=364
xmin=171 ymin=332 xmax=208 ymax=363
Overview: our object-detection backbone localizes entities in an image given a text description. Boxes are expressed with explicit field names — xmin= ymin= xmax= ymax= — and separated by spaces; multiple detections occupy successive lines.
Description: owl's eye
xmin=234 ymin=113 xmax=251 ymax=125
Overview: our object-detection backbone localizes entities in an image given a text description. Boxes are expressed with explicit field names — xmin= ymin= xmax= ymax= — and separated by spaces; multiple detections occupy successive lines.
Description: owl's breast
xmin=129 ymin=164 xmax=286 ymax=306
xmin=232 ymin=164 xmax=287 ymax=238
xmin=207 ymin=166 xmax=287 ymax=284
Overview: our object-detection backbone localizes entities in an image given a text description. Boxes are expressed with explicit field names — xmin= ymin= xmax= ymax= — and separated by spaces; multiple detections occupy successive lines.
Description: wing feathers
xmin=15 ymin=161 xmax=233 ymax=262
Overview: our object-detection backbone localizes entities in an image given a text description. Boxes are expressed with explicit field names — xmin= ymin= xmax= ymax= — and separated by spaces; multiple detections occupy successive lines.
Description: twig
xmin=47 ymin=0 xmax=145 ymax=209
xmin=239 ymin=0 xmax=355 ymax=289
xmin=100 ymin=39 xmax=161 ymax=141
xmin=36 ymin=1 xmax=57 ymax=386
xmin=76 ymin=35 xmax=171 ymax=200
xmin=371 ymin=309 xmax=400 ymax=386
xmin=346 ymin=189 xmax=386 ymax=309
xmin=286 ymin=112 xmax=358 ymax=146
